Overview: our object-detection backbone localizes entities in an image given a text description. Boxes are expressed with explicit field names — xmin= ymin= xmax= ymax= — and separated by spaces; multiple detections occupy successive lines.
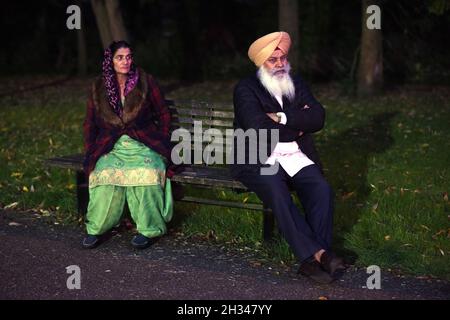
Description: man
xmin=231 ymin=31 xmax=345 ymax=284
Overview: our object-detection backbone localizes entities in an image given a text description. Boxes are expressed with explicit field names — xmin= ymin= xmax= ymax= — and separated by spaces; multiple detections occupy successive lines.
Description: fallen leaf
xmin=36 ymin=201 xmax=45 ymax=209
xmin=4 ymin=202 xmax=19 ymax=209
xmin=371 ymin=203 xmax=379 ymax=212
xmin=206 ymin=229 xmax=217 ymax=240
xmin=11 ymin=172 xmax=24 ymax=178
xmin=39 ymin=209 xmax=50 ymax=216
xmin=432 ymin=230 xmax=446 ymax=239
xmin=342 ymin=191 xmax=355 ymax=201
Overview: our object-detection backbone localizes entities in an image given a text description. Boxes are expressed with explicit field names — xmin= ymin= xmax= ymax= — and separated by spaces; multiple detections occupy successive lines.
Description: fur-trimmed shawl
xmin=83 ymin=68 xmax=175 ymax=179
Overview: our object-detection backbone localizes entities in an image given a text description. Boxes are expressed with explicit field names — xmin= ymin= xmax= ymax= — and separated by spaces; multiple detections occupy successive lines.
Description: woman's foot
xmin=82 ymin=235 xmax=100 ymax=249
xmin=131 ymin=234 xmax=153 ymax=249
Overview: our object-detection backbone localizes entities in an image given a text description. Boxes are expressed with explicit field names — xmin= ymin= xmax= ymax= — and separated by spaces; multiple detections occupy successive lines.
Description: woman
xmin=82 ymin=40 xmax=174 ymax=249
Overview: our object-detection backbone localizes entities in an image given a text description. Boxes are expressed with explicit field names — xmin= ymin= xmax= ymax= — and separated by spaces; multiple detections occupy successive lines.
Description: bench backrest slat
xmin=173 ymin=117 xmax=234 ymax=128
xmin=171 ymin=100 xmax=234 ymax=110
xmin=173 ymin=108 xmax=235 ymax=119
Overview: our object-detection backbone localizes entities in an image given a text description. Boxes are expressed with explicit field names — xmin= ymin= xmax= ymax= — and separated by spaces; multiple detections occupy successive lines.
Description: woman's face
xmin=113 ymin=47 xmax=132 ymax=75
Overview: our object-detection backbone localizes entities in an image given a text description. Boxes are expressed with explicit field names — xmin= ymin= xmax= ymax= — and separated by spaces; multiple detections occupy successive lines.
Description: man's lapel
xmin=282 ymin=95 xmax=291 ymax=111
xmin=260 ymin=88 xmax=284 ymax=112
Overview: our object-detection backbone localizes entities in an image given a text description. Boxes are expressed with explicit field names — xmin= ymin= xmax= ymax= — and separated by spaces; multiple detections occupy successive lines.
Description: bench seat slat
xmin=44 ymin=154 xmax=84 ymax=170
xmin=44 ymin=155 xmax=247 ymax=190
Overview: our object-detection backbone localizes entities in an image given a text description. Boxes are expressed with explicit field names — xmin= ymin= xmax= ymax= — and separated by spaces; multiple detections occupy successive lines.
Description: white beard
xmin=257 ymin=63 xmax=295 ymax=102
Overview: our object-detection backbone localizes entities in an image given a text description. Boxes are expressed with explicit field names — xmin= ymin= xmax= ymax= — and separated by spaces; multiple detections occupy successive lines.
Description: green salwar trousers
xmin=85 ymin=135 xmax=173 ymax=238
xmin=85 ymin=183 xmax=172 ymax=238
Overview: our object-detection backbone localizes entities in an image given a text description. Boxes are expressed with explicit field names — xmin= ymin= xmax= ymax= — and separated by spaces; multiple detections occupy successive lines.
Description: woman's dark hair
xmin=108 ymin=40 xmax=133 ymax=55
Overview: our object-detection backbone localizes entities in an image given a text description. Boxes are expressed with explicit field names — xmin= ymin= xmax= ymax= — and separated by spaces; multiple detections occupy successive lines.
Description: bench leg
xmin=76 ymin=171 xmax=89 ymax=215
xmin=262 ymin=204 xmax=274 ymax=242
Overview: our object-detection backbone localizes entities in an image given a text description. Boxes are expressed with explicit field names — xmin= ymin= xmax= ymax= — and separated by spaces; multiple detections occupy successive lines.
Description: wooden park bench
xmin=44 ymin=100 xmax=275 ymax=241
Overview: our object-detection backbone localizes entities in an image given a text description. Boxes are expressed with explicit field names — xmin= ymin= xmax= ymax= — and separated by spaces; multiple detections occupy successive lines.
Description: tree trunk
xmin=90 ymin=0 xmax=113 ymax=49
xmin=76 ymin=0 xmax=87 ymax=76
xmin=77 ymin=23 xmax=87 ymax=76
xmin=105 ymin=0 xmax=129 ymax=42
xmin=278 ymin=0 xmax=299 ymax=71
xmin=357 ymin=0 xmax=383 ymax=96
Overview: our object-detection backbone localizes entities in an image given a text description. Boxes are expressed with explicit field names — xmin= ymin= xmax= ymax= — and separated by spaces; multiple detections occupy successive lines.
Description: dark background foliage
xmin=1 ymin=0 xmax=449 ymax=84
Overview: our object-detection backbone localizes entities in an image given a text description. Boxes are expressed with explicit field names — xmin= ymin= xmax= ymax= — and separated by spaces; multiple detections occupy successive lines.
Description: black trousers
xmin=238 ymin=164 xmax=334 ymax=262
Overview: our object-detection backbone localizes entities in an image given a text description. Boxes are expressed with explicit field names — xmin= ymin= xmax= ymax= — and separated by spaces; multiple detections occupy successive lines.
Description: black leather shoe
xmin=82 ymin=235 xmax=100 ymax=249
xmin=320 ymin=251 xmax=346 ymax=275
xmin=131 ymin=234 xmax=153 ymax=249
xmin=297 ymin=260 xmax=334 ymax=284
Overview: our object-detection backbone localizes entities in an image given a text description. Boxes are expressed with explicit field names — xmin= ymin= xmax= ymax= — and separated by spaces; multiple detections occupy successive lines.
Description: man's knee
xmin=255 ymin=183 xmax=291 ymax=208
xmin=314 ymin=179 xmax=334 ymax=201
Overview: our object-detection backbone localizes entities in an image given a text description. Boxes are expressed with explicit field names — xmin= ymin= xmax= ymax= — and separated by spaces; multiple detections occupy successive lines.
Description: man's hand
xmin=267 ymin=112 xmax=303 ymax=135
xmin=266 ymin=113 xmax=279 ymax=123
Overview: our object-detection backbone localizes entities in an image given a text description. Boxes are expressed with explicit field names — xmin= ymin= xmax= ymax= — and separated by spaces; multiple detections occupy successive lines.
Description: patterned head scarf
xmin=102 ymin=41 xmax=139 ymax=117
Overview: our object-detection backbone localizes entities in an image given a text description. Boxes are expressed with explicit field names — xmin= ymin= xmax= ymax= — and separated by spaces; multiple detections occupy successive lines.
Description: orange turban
xmin=248 ymin=31 xmax=291 ymax=67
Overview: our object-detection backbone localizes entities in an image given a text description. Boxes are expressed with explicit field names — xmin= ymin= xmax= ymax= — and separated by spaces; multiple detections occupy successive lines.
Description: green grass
xmin=1 ymin=77 xmax=449 ymax=279
xmin=0 ymin=78 xmax=86 ymax=223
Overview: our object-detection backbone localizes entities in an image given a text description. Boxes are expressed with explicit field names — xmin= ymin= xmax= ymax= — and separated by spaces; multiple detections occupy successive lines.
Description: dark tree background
xmin=1 ymin=0 xmax=449 ymax=87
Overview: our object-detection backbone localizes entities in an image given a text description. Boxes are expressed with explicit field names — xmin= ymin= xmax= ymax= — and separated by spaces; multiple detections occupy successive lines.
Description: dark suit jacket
xmin=230 ymin=73 xmax=325 ymax=177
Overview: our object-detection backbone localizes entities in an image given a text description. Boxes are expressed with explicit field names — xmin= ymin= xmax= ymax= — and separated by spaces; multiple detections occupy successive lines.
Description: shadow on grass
xmin=166 ymin=112 xmax=400 ymax=263
xmin=319 ymin=111 xmax=399 ymax=262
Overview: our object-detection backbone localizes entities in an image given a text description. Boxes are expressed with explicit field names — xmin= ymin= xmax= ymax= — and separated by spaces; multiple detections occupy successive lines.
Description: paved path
xmin=1 ymin=210 xmax=448 ymax=300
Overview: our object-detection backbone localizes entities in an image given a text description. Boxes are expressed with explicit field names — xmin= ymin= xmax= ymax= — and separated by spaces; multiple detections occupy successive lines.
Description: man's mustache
xmin=270 ymin=67 xmax=289 ymax=76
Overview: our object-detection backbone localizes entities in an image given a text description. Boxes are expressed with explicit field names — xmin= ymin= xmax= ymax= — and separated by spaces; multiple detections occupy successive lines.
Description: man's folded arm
xmin=234 ymin=86 xmax=299 ymax=142
xmin=234 ymin=84 xmax=300 ymax=142
xmin=283 ymin=78 xmax=325 ymax=134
